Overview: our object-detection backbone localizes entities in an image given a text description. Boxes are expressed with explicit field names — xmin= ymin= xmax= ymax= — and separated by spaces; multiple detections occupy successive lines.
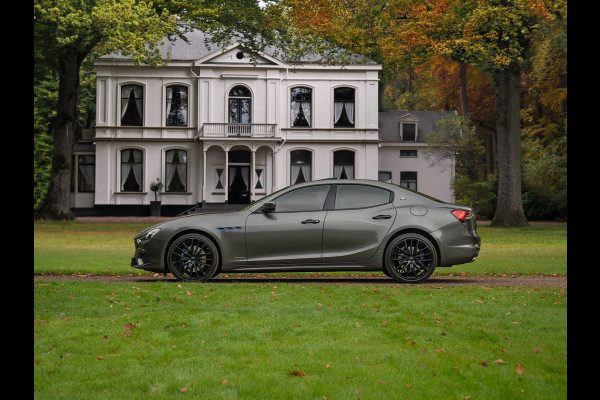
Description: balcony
xmin=200 ymin=123 xmax=278 ymax=138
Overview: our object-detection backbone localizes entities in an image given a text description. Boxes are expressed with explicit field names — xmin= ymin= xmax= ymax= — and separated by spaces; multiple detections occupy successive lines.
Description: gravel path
xmin=34 ymin=273 xmax=566 ymax=287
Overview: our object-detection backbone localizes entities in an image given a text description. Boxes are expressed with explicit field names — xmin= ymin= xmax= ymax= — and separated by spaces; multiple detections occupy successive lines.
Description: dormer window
xmin=401 ymin=122 xmax=417 ymax=141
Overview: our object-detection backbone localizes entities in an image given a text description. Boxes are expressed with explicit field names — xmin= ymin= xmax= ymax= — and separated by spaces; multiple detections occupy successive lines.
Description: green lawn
xmin=33 ymin=221 xmax=567 ymax=399
xmin=34 ymin=281 xmax=566 ymax=399
xmin=33 ymin=221 xmax=567 ymax=277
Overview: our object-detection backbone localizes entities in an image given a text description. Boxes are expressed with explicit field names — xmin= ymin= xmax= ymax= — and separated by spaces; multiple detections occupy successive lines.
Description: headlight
xmin=143 ymin=228 xmax=161 ymax=241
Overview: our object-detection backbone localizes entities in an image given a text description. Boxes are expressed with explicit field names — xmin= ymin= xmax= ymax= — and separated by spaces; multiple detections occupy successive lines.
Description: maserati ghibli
xmin=131 ymin=179 xmax=480 ymax=283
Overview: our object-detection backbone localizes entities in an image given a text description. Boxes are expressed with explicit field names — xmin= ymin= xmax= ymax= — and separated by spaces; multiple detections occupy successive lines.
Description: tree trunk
xmin=491 ymin=63 xmax=528 ymax=226
xmin=36 ymin=49 xmax=82 ymax=220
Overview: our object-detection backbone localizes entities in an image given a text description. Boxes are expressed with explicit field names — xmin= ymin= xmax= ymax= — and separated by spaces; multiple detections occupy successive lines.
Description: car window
xmin=274 ymin=185 xmax=331 ymax=212
xmin=334 ymin=184 xmax=392 ymax=209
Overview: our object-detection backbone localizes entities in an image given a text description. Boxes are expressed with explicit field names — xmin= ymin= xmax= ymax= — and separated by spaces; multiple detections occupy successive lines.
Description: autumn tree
xmin=271 ymin=0 xmax=565 ymax=226
xmin=35 ymin=0 xmax=277 ymax=219
xmin=34 ymin=0 xmax=178 ymax=219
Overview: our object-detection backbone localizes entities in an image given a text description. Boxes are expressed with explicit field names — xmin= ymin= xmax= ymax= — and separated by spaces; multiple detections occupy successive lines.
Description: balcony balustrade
xmin=200 ymin=123 xmax=277 ymax=138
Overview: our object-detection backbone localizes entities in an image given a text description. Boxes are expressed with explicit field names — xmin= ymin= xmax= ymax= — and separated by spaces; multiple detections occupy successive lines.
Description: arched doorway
xmin=228 ymin=149 xmax=251 ymax=204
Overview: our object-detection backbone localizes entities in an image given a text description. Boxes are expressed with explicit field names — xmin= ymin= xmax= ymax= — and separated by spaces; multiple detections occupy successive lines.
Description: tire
xmin=384 ymin=233 xmax=438 ymax=283
xmin=167 ymin=233 xmax=220 ymax=282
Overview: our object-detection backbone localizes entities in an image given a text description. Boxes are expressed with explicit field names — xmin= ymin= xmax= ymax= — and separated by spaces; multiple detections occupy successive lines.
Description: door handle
xmin=372 ymin=215 xmax=392 ymax=220
xmin=301 ymin=219 xmax=320 ymax=224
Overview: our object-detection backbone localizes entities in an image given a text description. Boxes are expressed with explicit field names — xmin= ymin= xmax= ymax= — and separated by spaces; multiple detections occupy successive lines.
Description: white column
xmin=202 ymin=149 xmax=207 ymax=203
xmin=251 ymin=150 xmax=256 ymax=201
xmin=224 ymin=149 xmax=229 ymax=203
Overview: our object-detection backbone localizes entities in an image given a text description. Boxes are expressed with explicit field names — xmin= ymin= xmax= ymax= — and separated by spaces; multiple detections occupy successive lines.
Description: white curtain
xmin=290 ymin=102 xmax=300 ymax=126
xmin=165 ymin=150 xmax=177 ymax=190
xmin=333 ymin=102 xmax=344 ymax=124
xmin=166 ymin=86 xmax=172 ymax=119
xmin=78 ymin=164 xmax=94 ymax=189
xmin=121 ymin=86 xmax=143 ymax=119
xmin=121 ymin=150 xmax=131 ymax=191
xmin=240 ymin=167 xmax=249 ymax=189
xmin=300 ymin=164 xmax=311 ymax=182
xmin=291 ymin=165 xmax=301 ymax=184
xmin=229 ymin=167 xmax=236 ymax=188
xmin=334 ymin=164 xmax=344 ymax=179
xmin=344 ymin=102 xmax=354 ymax=124
xmin=345 ymin=165 xmax=354 ymax=179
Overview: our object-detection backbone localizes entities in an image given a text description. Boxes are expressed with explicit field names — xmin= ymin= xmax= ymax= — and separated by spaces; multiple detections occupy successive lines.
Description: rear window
xmin=334 ymin=185 xmax=392 ymax=209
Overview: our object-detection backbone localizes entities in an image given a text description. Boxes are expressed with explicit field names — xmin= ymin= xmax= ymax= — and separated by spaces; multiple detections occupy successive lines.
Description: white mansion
xmin=71 ymin=30 xmax=454 ymax=216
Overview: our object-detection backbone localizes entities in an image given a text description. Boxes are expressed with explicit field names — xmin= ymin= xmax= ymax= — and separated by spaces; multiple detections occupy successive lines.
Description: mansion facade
xmin=71 ymin=30 xmax=454 ymax=216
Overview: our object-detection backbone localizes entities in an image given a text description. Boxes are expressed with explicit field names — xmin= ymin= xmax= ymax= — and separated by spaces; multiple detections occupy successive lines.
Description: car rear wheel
xmin=385 ymin=233 xmax=437 ymax=283
xmin=167 ymin=233 xmax=220 ymax=282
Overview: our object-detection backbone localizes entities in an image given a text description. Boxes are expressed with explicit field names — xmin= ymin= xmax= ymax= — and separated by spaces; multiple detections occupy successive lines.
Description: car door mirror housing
xmin=260 ymin=202 xmax=276 ymax=213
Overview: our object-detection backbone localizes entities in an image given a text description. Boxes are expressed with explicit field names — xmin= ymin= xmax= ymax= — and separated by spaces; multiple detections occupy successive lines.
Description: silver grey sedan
xmin=132 ymin=179 xmax=480 ymax=283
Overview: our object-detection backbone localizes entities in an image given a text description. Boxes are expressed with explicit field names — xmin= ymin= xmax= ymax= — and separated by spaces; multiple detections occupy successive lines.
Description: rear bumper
xmin=433 ymin=223 xmax=481 ymax=267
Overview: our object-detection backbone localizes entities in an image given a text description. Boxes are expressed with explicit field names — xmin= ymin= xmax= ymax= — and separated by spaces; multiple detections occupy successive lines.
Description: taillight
xmin=451 ymin=210 xmax=471 ymax=222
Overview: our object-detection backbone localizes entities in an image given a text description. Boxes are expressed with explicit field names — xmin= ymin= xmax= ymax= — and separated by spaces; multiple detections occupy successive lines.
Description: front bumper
xmin=131 ymin=238 xmax=166 ymax=273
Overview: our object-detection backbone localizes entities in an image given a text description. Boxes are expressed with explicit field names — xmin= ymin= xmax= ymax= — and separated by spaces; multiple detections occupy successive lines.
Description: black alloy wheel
xmin=385 ymin=233 xmax=438 ymax=283
xmin=167 ymin=233 xmax=220 ymax=282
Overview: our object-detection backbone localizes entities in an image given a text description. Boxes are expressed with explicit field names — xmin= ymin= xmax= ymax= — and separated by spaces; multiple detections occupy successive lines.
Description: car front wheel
xmin=385 ymin=233 xmax=438 ymax=283
xmin=167 ymin=233 xmax=220 ymax=282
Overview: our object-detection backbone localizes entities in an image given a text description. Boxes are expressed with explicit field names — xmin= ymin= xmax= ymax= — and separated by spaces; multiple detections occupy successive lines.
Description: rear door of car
xmin=322 ymin=184 xmax=396 ymax=263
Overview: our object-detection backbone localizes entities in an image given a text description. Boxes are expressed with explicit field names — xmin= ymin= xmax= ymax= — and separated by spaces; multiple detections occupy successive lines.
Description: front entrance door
xmin=228 ymin=150 xmax=251 ymax=204
xmin=228 ymin=166 xmax=250 ymax=204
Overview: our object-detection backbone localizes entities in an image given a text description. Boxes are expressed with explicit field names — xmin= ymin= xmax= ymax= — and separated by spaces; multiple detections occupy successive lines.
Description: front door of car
xmin=245 ymin=184 xmax=331 ymax=265
xmin=322 ymin=184 xmax=397 ymax=263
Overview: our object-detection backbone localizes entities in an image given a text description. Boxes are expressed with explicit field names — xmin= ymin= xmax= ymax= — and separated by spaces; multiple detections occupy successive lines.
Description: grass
xmin=33 ymin=221 xmax=567 ymax=399
xmin=34 ymin=281 xmax=567 ymax=399
xmin=33 ymin=221 xmax=567 ymax=277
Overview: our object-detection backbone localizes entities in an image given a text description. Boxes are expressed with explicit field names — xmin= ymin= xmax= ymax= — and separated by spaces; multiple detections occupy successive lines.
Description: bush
xmin=452 ymin=175 xmax=497 ymax=220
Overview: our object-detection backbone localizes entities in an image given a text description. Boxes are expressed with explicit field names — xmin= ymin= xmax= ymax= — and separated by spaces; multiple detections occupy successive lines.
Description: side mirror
xmin=260 ymin=202 xmax=276 ymax=213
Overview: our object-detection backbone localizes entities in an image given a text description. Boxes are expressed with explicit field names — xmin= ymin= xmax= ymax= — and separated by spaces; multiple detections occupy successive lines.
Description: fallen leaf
xmin=434 ymin=348 xmax=445 ymax=352
xmin=516 ymin=364 xmax=524 ymax=374
xmin=123 ymin=323 xmax=135 ymax=330
xmin=493 ymin=359 xmax=504 ymax=364
xmin=480 ymin=361 xmax=488 ymax=367
xmin=97 ymin=356 xmax=104 ymax=360
xmin=289 ymin=370 xmax=305 ymax=376
xmin=221 ymin=380 xmax=228 ymax=385
xmin=180 ymin=387 xmax=188 ymax=393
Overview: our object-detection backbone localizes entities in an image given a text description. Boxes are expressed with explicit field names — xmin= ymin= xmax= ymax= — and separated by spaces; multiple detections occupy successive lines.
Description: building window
xmin=333 ymin=87 xmax=355 ymax=128
xmin=77 ymin=155 xmax=95 ymax=192
xmin=228 ymin=85 xmax=252 ymax=124
xmin=400 ymin=171 xmax=417 ymax=191
xmin=166 ymin=85 xmax=188 ymax=126
xmin=333 ymin=150 xmax=354 ymax=179
xmin=400 ymin=149 xmax=418 ymax=157
xmin=121 ymin=85 xmax=143 ymax=126
xmin=165 ymin=149 xmax=187 ymax=192
xmin=121 ymin=149 xmax=143 ymax=192
xmin=401 ymin=123 xmax=416 ymax=141
xmin=290 ymin=87 xmax=312 ymax=127
xmin=378 ymin=171 xmax=392 ymax=182
xmin=290 ymin=150 xmax=312 ymax=185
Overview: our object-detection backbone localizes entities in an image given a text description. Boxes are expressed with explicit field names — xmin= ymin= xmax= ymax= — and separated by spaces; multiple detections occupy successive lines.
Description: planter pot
xmin=150 ymin=201 xmax=162 ymax=217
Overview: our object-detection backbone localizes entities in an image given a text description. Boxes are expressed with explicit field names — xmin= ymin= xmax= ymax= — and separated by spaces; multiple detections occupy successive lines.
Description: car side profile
xmin=132 ymin=179 xmax=480 ymax=283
